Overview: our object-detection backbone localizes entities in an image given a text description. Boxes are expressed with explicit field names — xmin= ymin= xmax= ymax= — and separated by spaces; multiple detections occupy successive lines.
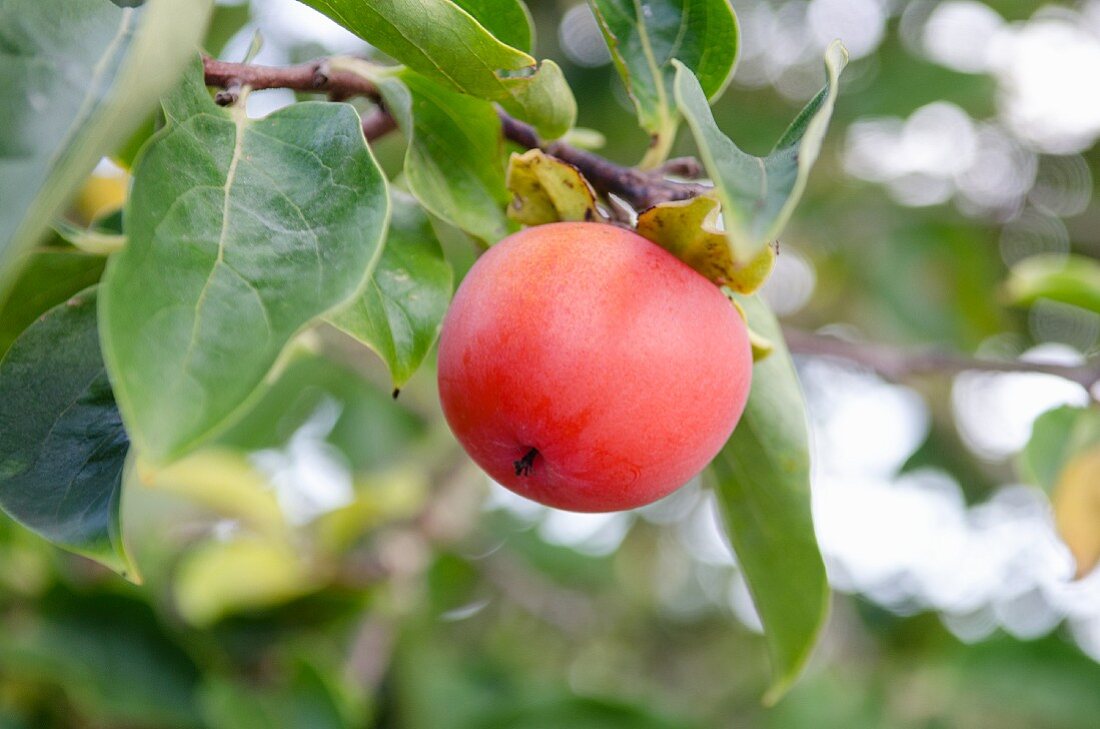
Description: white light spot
xmin=1029 ymin=154 xmax=1094 ymax=217
xmin=678 ymin=494 xmax=736 ymax=567
xmin=955 ymin=125 xmax=1037 ymax=215
xmin=922 ymin=1 xmax=1005 ymax=73
xmin=951 ymin=344 xmax=1089 ymax=461
xmin=799 ymin=358 xmax=931 ymax=479
xmin=729 ymin=572 xmax=764 ymax=632
xmin=250 ymin=0 xmax=367 ymax=54
xmin=807 ymin=0 xmax=887 ymax=60
xmin=538 ymin=510 xmax=632 ymax=556
xmin=559 ymin=4 xmax=611 ymax=68
xmin=251 ymin=397 xmax=354 ymax=525
xmin=990 ymin=16 xmax=1100 ymax=153
xmin=759 ymin=246 xmax=816 ymax=316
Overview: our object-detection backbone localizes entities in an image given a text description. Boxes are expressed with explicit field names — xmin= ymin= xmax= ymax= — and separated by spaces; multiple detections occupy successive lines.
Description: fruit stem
xmin=514 ymin=448 xmax=539 ymax=477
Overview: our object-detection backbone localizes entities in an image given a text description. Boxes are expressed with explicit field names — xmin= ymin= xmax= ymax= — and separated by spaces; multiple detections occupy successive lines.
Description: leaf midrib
xmin=631 ymin=0 xmax=670 ymax=129
xmin=180 ymin=107 xmax=248 ymax=376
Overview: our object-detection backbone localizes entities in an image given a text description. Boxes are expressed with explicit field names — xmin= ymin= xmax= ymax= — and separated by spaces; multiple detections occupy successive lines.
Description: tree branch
xmin=203 ymin=56 xmax=378 ymax=98
xmin=784 ymin=328 xmax=1100 ymax=391
xmin=360 ymin=107 xmax=397 ymax=142
xmin=201 ymin=56 xmax=706 ymax=210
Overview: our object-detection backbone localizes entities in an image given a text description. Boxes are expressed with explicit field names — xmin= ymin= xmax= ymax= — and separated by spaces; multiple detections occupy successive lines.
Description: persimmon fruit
xmin=437 ymin=222 xmax=752 ymax=512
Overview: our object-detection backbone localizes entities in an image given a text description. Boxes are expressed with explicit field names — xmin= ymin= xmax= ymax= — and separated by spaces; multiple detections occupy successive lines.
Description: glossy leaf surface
xmin=0 ymin=288 xmax=131 ymax=575
xmin=589 ymin=0 xmax=738 ymax=164
xmin=300 ymin=0 xmax=575 ymax=137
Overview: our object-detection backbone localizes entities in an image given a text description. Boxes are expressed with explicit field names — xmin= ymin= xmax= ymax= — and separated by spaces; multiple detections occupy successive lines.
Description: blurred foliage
xmin=3 ymin=0 xmax=1100 ymax=727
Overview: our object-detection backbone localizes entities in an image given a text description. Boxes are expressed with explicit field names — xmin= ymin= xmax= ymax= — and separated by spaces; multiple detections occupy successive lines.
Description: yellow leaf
xmin=72 ymin=169 xmax=129 ymax=225
xmin=637 ymin=195 xmax=776 ymax=291
xmin=174 ymin=536 xmax=318 ymax=626
xmin=1053 ymin=448 xmax=1100 ymax=579
xmin=506 ymin=149 xmax=603 ymax=226
xmin=138 ymin=449 xmax=287 ymax=537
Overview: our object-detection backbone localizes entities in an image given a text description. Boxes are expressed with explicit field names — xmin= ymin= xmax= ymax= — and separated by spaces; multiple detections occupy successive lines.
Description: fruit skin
xmin=437 ymin=222 xmax=752 ymax=512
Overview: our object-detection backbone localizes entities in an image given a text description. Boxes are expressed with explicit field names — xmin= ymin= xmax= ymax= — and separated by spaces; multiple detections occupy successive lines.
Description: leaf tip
xmin=760 ymin=580 xmax=831 ymax=706
xmin=824 ymin=40 xmax=850 ymax=74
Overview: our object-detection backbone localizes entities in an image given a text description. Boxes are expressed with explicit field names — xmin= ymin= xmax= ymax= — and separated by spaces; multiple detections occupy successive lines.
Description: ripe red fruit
xmin=437 ymin=222 xmax=752 ymax=512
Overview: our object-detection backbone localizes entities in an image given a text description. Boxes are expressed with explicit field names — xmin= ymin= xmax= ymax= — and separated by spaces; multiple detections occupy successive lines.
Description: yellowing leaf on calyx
xmin=1053 ymin=448 xmax=1100 ymax=579
xmin=637 ymin=195 xmax=776 ymax=292
xmin=506 ymin=149 xmax=605 ymax=226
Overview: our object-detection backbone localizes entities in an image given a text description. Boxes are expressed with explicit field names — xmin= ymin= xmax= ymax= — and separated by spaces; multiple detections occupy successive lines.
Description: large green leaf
xmin=706 ymin=295 xmax=828 ymax=705
xmin=0 ymin=248 xmax=106 ymax=358
xmin=330 ymin=191 xmax=453 ymax=389
xmin=0 ymin=287 xmax=132 ymax=576
xmin=0 ymin=0 xmax=212 ymax=292
xmin=368 ymin=67 xmax=511 ymax=242
xmin=589 ymin=0 xmax=738 ymax=167
xmin=1005 ymin=253 xmax=1100 ymax=314
xmin=100 ymin=65 xmax=390 ymax=463
xmin=673 ymin=42 xmax=847 ymax=263
xmin=299 ymin=0 xmax=575 ymax=138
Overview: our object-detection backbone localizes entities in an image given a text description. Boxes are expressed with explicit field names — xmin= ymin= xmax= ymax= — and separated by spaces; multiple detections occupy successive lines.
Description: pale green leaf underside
xmin=707 ymin=294 xmax=828 ymax=705
xmin=674 ymin=41 xmax=848 ymax=263
xmin=0 ymin=287 xmax=132 ymax=576
xmin=589 ymin=0 xmax=738 ymax=143
xmin=329 ymin=191 xmax=453 ymax=388
xmin=373 ymin=68 xmax=512 ymax=243
xmin=100 ymin=68 xmax=390 ymax=463
xmin=0 ymin=0 xmax=212 ymax=294
xmin=298 ymin=0 xmax=575 ymax=138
